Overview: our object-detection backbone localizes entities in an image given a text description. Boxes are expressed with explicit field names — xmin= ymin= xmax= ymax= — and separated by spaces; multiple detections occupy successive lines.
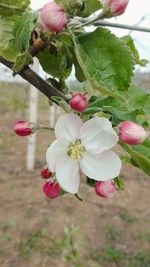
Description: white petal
xmin=80 ymin=117 xmax=118 ymax=154
xmin=80 ymin=117 xmax=113 ymax=143
xmin=83 ymin=129 xmax=118 ymax=154
xmin=80 ymin=150 xmax=121 ymax=181
xmin=56 ymin=156 xmax=80 ymax=194
xmin=46 ymin=140 xmax=68 ymax=172
xmin=55 ymin=114 xmax=83 ymax=142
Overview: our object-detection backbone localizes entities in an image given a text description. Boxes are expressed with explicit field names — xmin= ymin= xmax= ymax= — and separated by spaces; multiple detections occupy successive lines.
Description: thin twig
xmin=75 ymin=11 xmax=106 ymax=29
xmin=0 ymin=56 xmax=68 ymax=101
xmin=94 ymin=20 xmax=150 ymax=33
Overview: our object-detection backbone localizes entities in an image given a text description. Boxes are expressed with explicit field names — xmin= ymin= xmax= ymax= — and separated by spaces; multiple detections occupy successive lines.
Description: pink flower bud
xmin=40 ymin=166 xmax=52 ymax=179
xmin=43 ymin=181 xmax=61 ymax=199
xmin=102 ymin=0 xmax=129 ymax=16
xmin=69 ymin=93 xmax=88 ymax=112
xmin=14 ymin=121 xmax=40 ymax=136
xmin=38 ymin=2 xmax=67 ymax=33
xmin=118 ymin=121 xmax=148 ymax=145
xmin=95 ymin=181 xmax=116 ymax=198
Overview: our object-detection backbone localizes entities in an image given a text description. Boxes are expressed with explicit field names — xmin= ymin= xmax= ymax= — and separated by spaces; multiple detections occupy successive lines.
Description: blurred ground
xmin=0 ymin=82 xmax=150 ymax=267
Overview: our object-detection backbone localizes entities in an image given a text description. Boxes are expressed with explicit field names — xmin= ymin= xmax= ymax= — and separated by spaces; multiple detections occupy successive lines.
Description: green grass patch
xmin=17 ymin=225 xmax=83 ymax=266
xmin=101 ymin=245 xmax=125 ymax=264
xmin=126 ymin=251 xmax=150 ymax=267
xmin=18 ymin=229 xmax=49 ymax=257
xmin=135 ymin=231 xmax=150 ymax=242
xmin=106 ymin=227 xmax=121 ymax=241
xmin=90 ymin=245 xmax=125 ymax=265
xmin=119 ymin=211 xmax=138 ymax=223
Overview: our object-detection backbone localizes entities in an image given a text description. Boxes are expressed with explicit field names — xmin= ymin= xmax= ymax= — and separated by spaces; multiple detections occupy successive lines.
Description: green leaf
xmin=86 ymin=177 xmax=96 ymax=188
xmin=73 ymin=52 xmax=86 ymax=82
xmin=51 ymin=96 xmax=70 ymax=113
xmin=0 ymin=0 xmax=30 ymax=16
xmin=114 ymin=177 xmax=125 ymax=191
xmin=84 ymin=106 xmax=103 ymax=114
xmin=87 ymin=85 xmax=150 ymax=127
xmin=13 ymin=12 xmax=38 ymax=52
xmin=78 ymin=0 xmax=102 ymax=17
xmin=55 ymin=0 xmax=83 ymax=16
xmin=0 ymin=16 xmax=19 ymax=61
xmin=60 ymin=33 xmax=73 ymax=47
xmin=13 ymin=52 xmax=33 ymax=72
xmin=128 ymin=85 xmax=150 ymax=116
xmin=120 ymin=142 xmax=150 ymax=176
xmin=121 ymin=35 xmax=148 ymax=67
xmin=0 ymin=12 xmax=37 ymax=63
xmin=55 ymin=0 xmax=102 ymax=17
xmin=37 ymin=43 xmax=72 ymax=80
xmin=70 ymin=27 xmax=134 ymax=101
xmin=131 ymin=139 xmax=150 ymax=161
xmin=59 ymin=33 xmax=86 ymax=82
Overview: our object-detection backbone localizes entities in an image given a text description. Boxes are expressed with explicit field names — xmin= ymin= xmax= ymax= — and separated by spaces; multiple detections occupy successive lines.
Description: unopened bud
xmin=95 ymin=180 xmax=116 ymax=198
xmin=118 ymin=121 xmax=149 ymax=145
xmin=40 ymin=166 xmax=52 ymax=179
xmin=14 ymin=121 xmax=40 ymax=137
xmin=69 ymin=93 xmax=88 ymax=112
xmin=102 ymin=0 xmax=129 ymax=17
xmin=43 ymin=181 xmax=61 ymax=199
xmin=37 ymin=2 xmax=67 ymax=33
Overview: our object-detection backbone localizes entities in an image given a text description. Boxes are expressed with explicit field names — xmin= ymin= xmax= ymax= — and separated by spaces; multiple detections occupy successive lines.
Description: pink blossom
xmin=95 ymin=180 xmax=116 ymax=198
xmin=69 ymin=93 xmax=88 ymax=112
xmin=118 ymin=121 xmax=148 ymax=145
xmin=38 ymin=2 xmax=67 ymax=33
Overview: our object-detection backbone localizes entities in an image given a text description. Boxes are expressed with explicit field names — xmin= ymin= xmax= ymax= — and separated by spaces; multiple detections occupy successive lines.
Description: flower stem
xmin=39 ymin=125 xmax=54 ymax=131
xmin=74 ymin=10 xmax=107 ymax=29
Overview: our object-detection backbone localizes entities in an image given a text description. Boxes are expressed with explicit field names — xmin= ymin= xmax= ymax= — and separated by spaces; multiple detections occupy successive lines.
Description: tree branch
xmin=0 ymin=56 xmax=68 ymax=101
xmin=94 ymin=20 xmax=150 ymax=33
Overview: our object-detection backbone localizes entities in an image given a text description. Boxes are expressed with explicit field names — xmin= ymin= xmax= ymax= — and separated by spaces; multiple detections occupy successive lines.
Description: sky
xmin=30 ymin=0 xmax=150 ymax=69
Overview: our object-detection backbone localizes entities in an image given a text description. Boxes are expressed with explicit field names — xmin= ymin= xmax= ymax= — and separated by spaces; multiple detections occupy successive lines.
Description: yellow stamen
xmin=68 ymin=140 xmax=85 ymax=160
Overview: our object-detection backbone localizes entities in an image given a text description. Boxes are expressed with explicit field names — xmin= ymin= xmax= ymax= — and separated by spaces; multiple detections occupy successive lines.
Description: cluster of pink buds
xmin=40 ymin=166 xmax=61 ymax=199
xmin=69 ymin=93 xmax=88 ymax=112
xmin=118 ymin=121 xmax=149 ymax=145
xmin=93 ymin=120 xmax=149 ymax=198
xmin=14 ymin=121 xmax=40 ymax=136
xmin=102 ymin=0 xmax=129 ymax=17
xmin=37 ymin=2 xmax=67 ymax=33
xmin=14 ymin=121 xmax=61 ymax=199
xmin=95 ymin=180 xmax=116 ymax=198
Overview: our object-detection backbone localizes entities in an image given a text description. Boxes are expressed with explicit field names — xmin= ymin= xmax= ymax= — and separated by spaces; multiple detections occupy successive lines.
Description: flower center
xmin=67 ymin=140 xmax=85 ymax=160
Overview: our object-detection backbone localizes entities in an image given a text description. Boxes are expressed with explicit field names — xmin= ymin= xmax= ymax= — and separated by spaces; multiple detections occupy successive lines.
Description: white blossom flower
xmin=46 ymin=114 xmax=121 ymax=194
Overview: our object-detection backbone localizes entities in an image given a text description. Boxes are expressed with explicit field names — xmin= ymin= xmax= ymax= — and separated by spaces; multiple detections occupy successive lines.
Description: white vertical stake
xmin=49 ymin=104 xmax=56 ymax=128
xmin=27 ymin=58 xmax=39 ymax=171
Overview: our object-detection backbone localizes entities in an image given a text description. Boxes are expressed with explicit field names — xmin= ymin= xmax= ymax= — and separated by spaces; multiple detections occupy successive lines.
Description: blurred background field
xmin=0 ymin=78 xmax=150 ymax=267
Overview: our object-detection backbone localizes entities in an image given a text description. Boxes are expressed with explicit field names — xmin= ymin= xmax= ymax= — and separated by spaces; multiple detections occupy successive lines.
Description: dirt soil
xmin=0 ymin=83 xmax=150 ymax=267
